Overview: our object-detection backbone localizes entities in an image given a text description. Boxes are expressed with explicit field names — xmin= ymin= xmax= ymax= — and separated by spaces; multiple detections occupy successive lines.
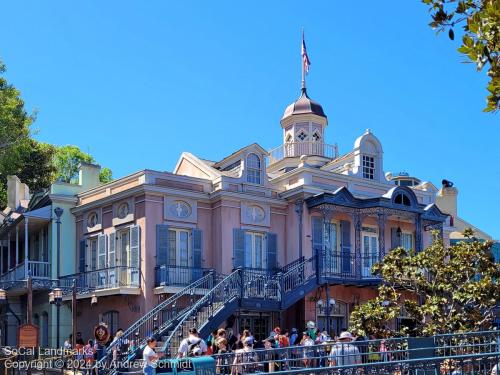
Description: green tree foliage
xmin=0 ymin=60 xmax=54 ymax=207
xmin=422 ymin=0 xmax=499 ymax=112
xmin=0 ymin=61 xmax=31 ymax=153
xmin=349 ymin=230 xmax=500 ymax=337
xmin=0 ymin=59 xmax=113 ymax=208
xmin=99 ymin=167 xmax=113 ymax=183
xmin=53 ymin=145 xmax=113 ymax=184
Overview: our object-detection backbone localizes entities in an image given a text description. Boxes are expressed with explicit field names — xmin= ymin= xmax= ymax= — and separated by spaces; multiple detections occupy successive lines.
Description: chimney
xmin=78 ymin=163 xmax=101 ymax=190
xmin=7 ymin=175 xmax=30 ymax=210
xmin=435 ymin=179 xmax=458 ymax=218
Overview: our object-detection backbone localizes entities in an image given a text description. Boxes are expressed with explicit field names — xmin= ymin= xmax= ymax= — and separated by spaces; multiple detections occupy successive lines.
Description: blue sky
xmin=1 ymin=1 xmax=498 ymax=238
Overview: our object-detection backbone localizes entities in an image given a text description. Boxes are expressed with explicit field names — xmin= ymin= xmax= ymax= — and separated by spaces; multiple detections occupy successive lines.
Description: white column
xmin=24 ymin=218 xmax=29 ymax=279
xmin=7 ymin=233 xmax=11 ymax=270
xmin=15 ymin=226 xmax=19 ymax=266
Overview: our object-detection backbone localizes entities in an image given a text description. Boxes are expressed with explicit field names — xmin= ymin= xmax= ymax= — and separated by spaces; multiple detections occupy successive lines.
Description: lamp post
xmin=49 ymin=288 xmax=63 ymax=347
xmin=54 ymin=208 xmax=63 ymax=280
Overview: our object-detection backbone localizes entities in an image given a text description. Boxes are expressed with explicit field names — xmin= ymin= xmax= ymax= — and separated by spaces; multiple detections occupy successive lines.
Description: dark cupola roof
xmin=282 ymin=88 xmax=327 ymax=120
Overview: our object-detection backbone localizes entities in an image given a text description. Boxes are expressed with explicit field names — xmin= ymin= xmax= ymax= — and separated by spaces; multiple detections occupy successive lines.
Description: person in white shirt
xmin=178 ymin=328 xmax=208 ymax=358
xmin=329 ymin=331 xmax=361 ymax=367
xmin=142 ymin=337 xmax=164 ymax=375
xmin=63 ymin=334 xmax=72 ymax=350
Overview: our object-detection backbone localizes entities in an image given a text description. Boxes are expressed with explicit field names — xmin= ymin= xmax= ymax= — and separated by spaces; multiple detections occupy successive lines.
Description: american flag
xmin=302 ymin=34 xmax=311 ymax=74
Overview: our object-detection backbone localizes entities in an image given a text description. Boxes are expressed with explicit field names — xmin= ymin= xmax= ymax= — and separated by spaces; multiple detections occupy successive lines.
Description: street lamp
xmin=54 ymin=208 xmax=63 ymax=280
xmin=0 ymin=289 xmax=6 ymax=305
xmin=49 ymin=288 xmax=63 ymax=347
xmin=90 ymin=293 xmax=98 ymax=306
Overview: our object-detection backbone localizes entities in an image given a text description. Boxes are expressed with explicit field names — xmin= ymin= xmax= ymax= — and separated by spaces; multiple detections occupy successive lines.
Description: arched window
xmin=395 ymin=193 xmax=411 ymax=206
xmin=246 ymin=153 xmax=261 ymax=184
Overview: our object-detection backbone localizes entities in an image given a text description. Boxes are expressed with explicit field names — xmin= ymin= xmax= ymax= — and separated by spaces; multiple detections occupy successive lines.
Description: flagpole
xmin=301 ymin=28 xmax=306 ymax=92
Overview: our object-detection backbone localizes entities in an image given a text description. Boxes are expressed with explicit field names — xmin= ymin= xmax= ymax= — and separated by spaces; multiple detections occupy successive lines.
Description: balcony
xmin=155 ymin=265 xmax=209 ymax=287
xmin=268 ymin=142 xmax=338 ymax=164
xmin=59 ymin=266 xmax=140 ymax=295
xmin=319 ymin=252 xmax=381 ymax=285
xmin=0 ymin=260 xmax=51 ymax=282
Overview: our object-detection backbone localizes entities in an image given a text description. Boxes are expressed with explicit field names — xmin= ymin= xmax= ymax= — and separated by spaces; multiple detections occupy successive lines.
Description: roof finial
xmin=301 ymin=28 xmax=311 ymax=95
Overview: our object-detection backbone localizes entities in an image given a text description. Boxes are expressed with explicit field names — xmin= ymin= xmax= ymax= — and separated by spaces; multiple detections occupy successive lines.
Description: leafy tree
xmin=421 ymin=0 xmax=499 ymax=112
xmin=99 ymin=167 xmax=113 ymax=183
xmin=0 ymin=60 xmax=53 ymax=207
xmin=349 ymin=229 xmax=500 ymax=337
xmin=0 ymin=61 xmax=32 ymax=153
xmin=53 ymin=145 xmax=112 ymax=184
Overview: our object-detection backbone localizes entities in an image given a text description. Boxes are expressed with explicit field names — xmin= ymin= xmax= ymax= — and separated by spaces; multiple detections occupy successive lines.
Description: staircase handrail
xmin=96 ymin=269 xmax=216 ymax=367
xmin=280 ymin=255 xmax=316 ymax=294
xmin=162 ymin=270 xmax=241 ymax=354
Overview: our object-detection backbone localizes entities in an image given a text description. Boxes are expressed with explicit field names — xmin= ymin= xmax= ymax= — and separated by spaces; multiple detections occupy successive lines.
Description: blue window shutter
xmin=97 ymin=234 xmax=107 ymax=269
xmin=192 ymin=229 xmax=202 ymax=268
xmin=79 ymin=240 xmax=86 ymax=273
xmin=267 ymin=233 xmax=277 ymax=271
xmin=233 ymin=228 xmax=245 ymax=269
xmin=156 ymin=224 xmax=169 ymax=266
xmin=130 ymin=225 xmax=140 ymax=269
xmin=312 ymin=216 xmax=323 ymax=254
xmin=391 ymin=228 xmax=399 ymax=249
xmin=340 ymin=220 xmax=351 ymax=273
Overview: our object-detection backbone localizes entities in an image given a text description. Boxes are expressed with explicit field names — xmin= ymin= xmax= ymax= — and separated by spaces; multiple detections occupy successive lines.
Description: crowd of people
xmin=141 ymin=321 xmax=367 ymax=374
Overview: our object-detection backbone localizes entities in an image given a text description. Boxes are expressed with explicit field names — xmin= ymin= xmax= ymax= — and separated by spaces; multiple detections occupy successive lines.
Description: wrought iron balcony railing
xmin=319 ymin=252 xmax=381 ymax=280
xmin=59 ymin=266 xmax=140 ymax=290
xmin=0 ymin=260 xmax=51 ymax=282
xmin=155 ymin=265 xmax=210 ymax=287
xmin=269 ymin=141 xmax=338 ymax=164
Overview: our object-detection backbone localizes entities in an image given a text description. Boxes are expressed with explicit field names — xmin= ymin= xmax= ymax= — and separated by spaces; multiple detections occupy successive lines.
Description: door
xmin=362 ymin=232 xmax=378 ymax=277
xmin=238 ymin=315 xmax=270 ymax=342
xmin=167 ymin=228 xmax=190 ymax=284
xmin=244 ymin=232 xmax=266 ymax=270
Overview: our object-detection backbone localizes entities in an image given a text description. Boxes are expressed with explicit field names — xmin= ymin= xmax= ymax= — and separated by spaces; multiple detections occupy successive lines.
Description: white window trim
xmin=168 ymin=227 xmax=192 ymax=267
xmin=246 ymin=153 xmax=262 ymax=185
xmin=244 ymin=231 xmax=267 ymax=269
xmin=401 ymin=231 xmax=414 ymax=250
xmin=362 ymin=154 xmax=375 ymax=180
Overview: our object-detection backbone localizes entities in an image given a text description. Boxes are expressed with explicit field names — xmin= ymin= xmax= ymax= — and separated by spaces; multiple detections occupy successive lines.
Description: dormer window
xmin=246 ymin=153 xmax=261 ymax=184
xmin=362 ymin=155 xmax=375 ymax=180
xmin=296 ymin=130 xmax=308 ymax=141
xmin=394 ymin=193 xmax=411 ymax=206
xmin=312 ymin=132 xmax=321 ymax=142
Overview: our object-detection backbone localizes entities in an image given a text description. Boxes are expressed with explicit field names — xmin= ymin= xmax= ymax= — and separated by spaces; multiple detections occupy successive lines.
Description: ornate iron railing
xmin=318 ymin=251 xmax=381 ymax=281
xmin=280 ymin=255 xmax=316 ymax=295
xmin=242 ymin=269 xmax=280 ymax=301
xmin=0 ymin=260 xmax=51 ymax=281
xmin=155 ymin=265 xmax=209 ymax=287
xmin=213 ymin=330 xmax=500 ymax=374
xmin=162 ymin=270 xmax=241 ymax=355
xmin=95 ymin=270 xmax=216 ymax=371
xmin=59 ymin=266 xmax=140 ymax=290
xmin=269 ymin=142 xmax=338 ymax=164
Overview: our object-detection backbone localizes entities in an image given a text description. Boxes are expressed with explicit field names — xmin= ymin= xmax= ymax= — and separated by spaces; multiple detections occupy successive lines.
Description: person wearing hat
xmin=232 ymin=336 xmax=258 ymax=374
xmin=178 ymin=327 xmax=208 ymax=358
xmin=300 ymin=331 xmax=316 ymax=368
xmin=306 ymin=321 xmax=318 ymax=342
xmin=329 ymin=331 xmax=361 ymax=367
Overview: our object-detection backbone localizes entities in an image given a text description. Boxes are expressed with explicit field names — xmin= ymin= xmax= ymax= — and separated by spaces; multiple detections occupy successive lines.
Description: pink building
xmin=64 ymin=85 xmax=449 ymax=346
